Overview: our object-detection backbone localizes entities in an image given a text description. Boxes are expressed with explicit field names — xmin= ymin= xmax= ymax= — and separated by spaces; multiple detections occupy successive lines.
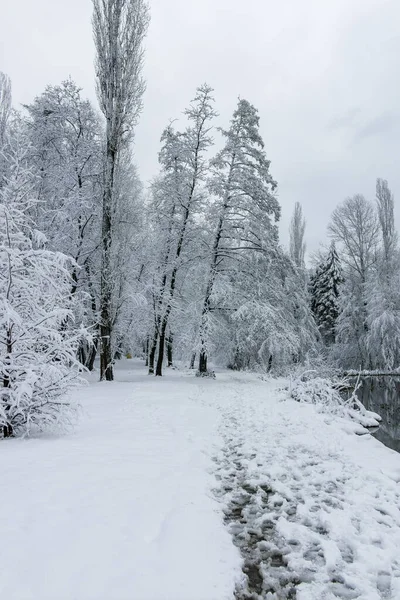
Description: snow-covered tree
xmin=366 ymin=266 xmax=400 ymax=370
xmin=0 ymin=134 xmax=84 ymax=438
xmin=335 ymin=277 xmax=369 ymax=368
xmin=93 ymin=0 xmax=150 ymax=380
xmin=110 ymin=148 xmax=146 ymax=359
xmin=329 ymin=194 xmax=379 ymax=284
xmin=0 ymin=72 xmax=12 ymax=186
xmin=197 ymin=98 xmax=280 ymax=373
xmin=310 ymin=242 xmax=342 ymax=344
xmin=365 ymin=179 xmax=400 ymax=370
xmin=329 ymin=195 xmax=379 ymax=367
xmin=0 ymin=72 xmax=11 ymax=150
xmin=228 ymin=250 xmax=317 ymax=372
xmin=23 ymin=79 xmax=103 ymax=369
xmin=148 ymin=85 xmax=216 ymax=376
xmin=290 ymin=202 xmax=306 ymax=268
xmin=376 ymin=178 xmax=397 ymax=271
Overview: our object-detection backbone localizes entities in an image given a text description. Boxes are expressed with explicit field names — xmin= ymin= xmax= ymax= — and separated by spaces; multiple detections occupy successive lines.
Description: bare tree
xmin=92 ymin=0 xmax=150 ymax=380
xmin=376 ymin=178 xmax=397 ymax=266
xmin=329 ymin=194 xmax=379 ymax=283
xmin=289 ymin=202 xmax=306 ymax=268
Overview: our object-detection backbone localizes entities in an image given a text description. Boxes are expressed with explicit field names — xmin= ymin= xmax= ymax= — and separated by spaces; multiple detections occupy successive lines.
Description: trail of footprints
xmin=214 ymin=423 xmax=300 ymax=599
xmin=213 ymin=414 xmax=399 ymax=599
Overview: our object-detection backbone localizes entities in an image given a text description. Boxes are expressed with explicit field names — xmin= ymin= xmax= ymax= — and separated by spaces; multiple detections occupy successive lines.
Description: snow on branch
xmin=0 ymin=136 xmax=87 ymax=438
xmin=288 ymin=371 xmax=381 ymax=431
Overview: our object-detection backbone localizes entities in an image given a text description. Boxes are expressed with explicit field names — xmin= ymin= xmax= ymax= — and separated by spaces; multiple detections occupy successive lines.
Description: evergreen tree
xmin=310 ymin=242 xmax=342 ymax=344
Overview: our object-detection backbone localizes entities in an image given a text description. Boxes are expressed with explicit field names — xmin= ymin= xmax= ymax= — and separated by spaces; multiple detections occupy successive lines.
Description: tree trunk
xmin=86 ymin=342 xmax=97 ymax=372
xmin=198 ymin=281 xmax=213 ymax=374
xmin=190 ymin=352 xmax=196 ymax=369
xmin=2 ymin=420 xmax=12 ymax=438
xmin=100 ymin=321 xmax=113 ymax=381
xmin=99 ymin=139 xmax=116 ymax=382
xmin=2 ymin=327 xmax=13 ymax=437
xmin=155 ymin=322 xmax=166 ymax=376
xmin=198 ymin=351 xmax=208 ymax=374
xmin=167 ymin=333 xmax=173 ymax=367
xmin=148 ymin=333 xmax=158 ymax=375
xmin=145 ymin=336 xmax=149 ymax=367
xmin=78 ymin=342 xmax=87 ymax=366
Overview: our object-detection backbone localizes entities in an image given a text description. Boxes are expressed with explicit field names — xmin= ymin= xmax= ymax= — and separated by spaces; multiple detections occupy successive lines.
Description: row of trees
xmin=310 ymin=180 xmax=400 ymax=371
xmin=0 ymin=63 xmax=322 ymax=427
xmin=0 ymin=0 xmax=151 ymax=435
xmin=1 ymin=0 xmax=398 ymax=437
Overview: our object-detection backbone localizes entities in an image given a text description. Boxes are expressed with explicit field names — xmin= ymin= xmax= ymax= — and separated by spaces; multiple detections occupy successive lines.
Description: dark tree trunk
xmin=2 ymin=419 xmax=12 ymax=438
xmin=2 ymin=328 xmax=13 ymax=437
xmin=190 ymin=352 xmax=196 ymax=369
xmin=148 ymin=333 xmax=158 ymax=375
xmin=198 ymin=351 xmax=208 ymax=374
xmin=99 ymin=144 xmax=116 ymax=382
xmin=83 ymin=264 xmax=99 ymax=373
xmin=100 ymin=321 xmax=113 ymax=381
xmin=145 ymin=336 xmax=149 ymax=367
xmin=71 ymin=267 xmax=79 ymax=297
xmin=167 ymin=333 xmax=173 ymax=367
xmin=86 ymin=342 xmax=97 ymax=372
xmin=155 ymin=323 xmax=166 ymax=376
xmin=78 ymin=342 xmax=87 ymax=366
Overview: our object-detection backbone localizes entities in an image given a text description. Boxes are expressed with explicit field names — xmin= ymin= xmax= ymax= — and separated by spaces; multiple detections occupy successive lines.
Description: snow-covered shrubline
xmin=1 ymin=360 xmax=400 ymax=600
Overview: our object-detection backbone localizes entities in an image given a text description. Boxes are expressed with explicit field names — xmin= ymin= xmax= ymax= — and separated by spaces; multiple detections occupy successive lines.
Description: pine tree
xmin=310 ymin=242 xmax=342 ymax=344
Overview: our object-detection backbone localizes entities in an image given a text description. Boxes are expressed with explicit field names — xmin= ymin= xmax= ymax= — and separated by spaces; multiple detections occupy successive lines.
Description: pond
xmin=357 ymin=377 xmax=400 ymax=452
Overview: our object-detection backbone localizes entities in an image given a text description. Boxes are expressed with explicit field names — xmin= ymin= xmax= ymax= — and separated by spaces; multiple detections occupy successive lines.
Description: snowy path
xmin=2 ymin=362 xmax=400 ymax=600
xmin=209 ymin=375 xmax=400 ymax=599
xmin=0 ymin=362 xmax=239 ymax=600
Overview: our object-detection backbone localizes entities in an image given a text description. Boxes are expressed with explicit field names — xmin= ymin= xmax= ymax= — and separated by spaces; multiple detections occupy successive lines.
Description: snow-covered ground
xmin=2 ymin=360 xmax=400 ymax=600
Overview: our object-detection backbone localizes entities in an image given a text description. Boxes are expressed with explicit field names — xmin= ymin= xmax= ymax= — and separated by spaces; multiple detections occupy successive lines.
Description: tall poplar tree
xmin=92 ymin=0 xmax=149 ymax=380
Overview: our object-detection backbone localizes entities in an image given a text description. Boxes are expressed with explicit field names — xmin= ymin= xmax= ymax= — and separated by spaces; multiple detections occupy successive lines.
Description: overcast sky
xmin=1 ymin=0 xmax=400 ymax=255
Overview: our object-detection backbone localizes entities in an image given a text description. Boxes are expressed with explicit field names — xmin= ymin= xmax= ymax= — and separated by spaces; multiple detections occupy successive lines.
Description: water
xmin=357 ymin=377 xmax=400 ymax=452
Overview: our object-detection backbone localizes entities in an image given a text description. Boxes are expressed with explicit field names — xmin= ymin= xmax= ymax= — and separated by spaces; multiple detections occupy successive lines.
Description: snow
xmin=212 ymin=373 xmax=400 ymax=599
xmin=2 ymin=360 xmax=400 ymax=599
xmin=0 ymin=361 xmax=240 ymax=600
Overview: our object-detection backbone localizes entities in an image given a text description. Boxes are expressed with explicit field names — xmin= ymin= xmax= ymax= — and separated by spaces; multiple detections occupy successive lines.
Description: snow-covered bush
xmin=0 ymin=140 xmax=85 ymax=438
xmin=289 ymin=371 xmax=381 ymax=429
xmin=195 ymin=369 xmax=216 ymax=379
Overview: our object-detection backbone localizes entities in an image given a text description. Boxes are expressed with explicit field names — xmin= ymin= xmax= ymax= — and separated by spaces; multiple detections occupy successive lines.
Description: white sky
xmin=1 ymin=0 xmax=400 ymax=255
